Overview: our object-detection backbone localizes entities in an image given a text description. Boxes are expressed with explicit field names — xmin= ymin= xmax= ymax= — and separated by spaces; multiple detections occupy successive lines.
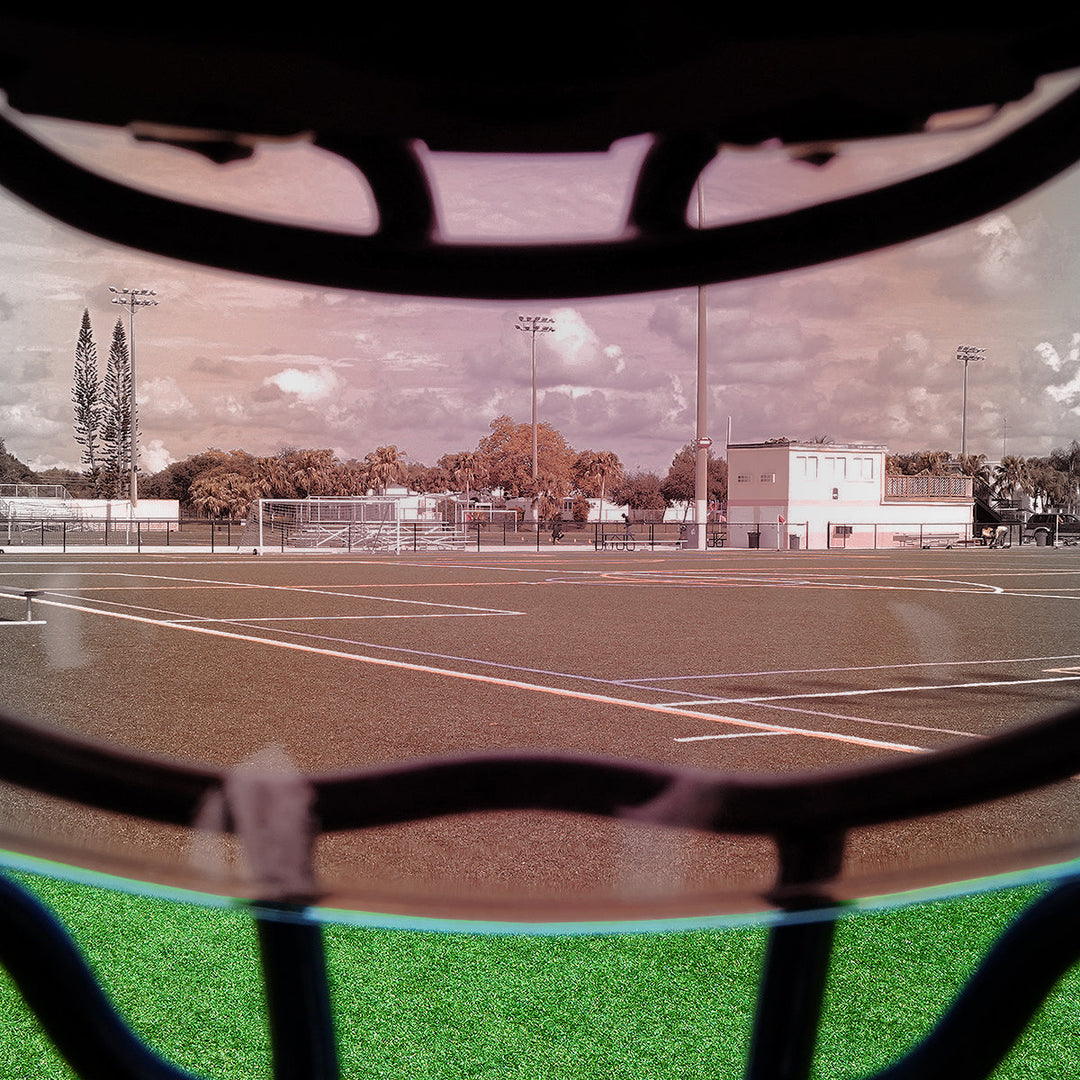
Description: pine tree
xmin=71 ymin=308 xmax=102 ymax=482
xmin=101 ymin=317 xmax=135 ymax=498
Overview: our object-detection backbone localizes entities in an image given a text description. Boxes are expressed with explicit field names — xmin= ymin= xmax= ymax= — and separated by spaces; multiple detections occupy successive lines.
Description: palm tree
xmin=994 ymin=455 xmax=1031 ymax=507
xmin=574 ymin=450 xmax=623 ymax=523
xmin=959 ymin=453 xmax=990 ymax=483
xmin=1029 ymin=460 xmax=1069 ymax=512
xmin=1050 ymin=440 xmax=1080 ymax=512
xmin=910 ymin=449 xmax=951 ymax=476
xmin=189 ymin=471 xmax=256 ymax=520
xmin=442 ymin=451 xmax=486 ymax=505
xmin=337 ymin=459 xmax=372 ymax=495
xmin=253 ymin=456 xmax=293 ymax=499
xmin=364 ymin=445 xmax=407 ymax=495
xmin=287 ymin=449 xmax=338 ymax=497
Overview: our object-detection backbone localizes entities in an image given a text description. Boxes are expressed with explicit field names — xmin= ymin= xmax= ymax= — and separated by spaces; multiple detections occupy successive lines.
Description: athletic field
xmin=1 ymin=545 xmax=1078 ymax=924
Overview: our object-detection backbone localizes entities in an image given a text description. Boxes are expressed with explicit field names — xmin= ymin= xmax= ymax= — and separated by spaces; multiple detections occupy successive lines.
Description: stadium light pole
xmin=694 ymin=181 xmax=709 ymax=551
xmin=109 ymin=287 xmax=158 ymax=507
xmin=516 ymin=315 xmax=556 ymax=482
xmin=956 ymin=344 xmax=985 ymax=458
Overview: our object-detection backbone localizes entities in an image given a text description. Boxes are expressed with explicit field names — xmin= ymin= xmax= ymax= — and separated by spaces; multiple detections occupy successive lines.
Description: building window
xmin=824 ymin=456 xmax=847 ymax=479
xmin=736 ymin=474 xmax=751 ymax=483
xmin=852 ymin=456 xmax=875 ymax=480
xmin=760 ymin=473 xmax=775 ymax=483
xmin=795 ymin=455 xmax=818 ymax=478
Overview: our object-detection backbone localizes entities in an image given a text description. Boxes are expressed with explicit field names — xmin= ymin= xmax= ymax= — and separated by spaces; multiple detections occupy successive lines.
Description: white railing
xmin=885 ymin=475 xmax=973 ymax=499
xmin=0 ymin=484 xmax=72 ymax=500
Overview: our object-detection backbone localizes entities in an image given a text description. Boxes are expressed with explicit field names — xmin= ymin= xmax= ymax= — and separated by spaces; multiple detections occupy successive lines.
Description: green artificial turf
xmin=0 ymin=874 xmax=1076 ymax=1079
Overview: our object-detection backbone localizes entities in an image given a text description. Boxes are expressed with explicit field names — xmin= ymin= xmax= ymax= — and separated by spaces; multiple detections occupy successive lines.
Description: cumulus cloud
xmin=1037 ymin=333 xmax=1080 ymax=408
xmin=139 ymin=439 xmax=174 ymax=472
xmin=973 ymin=214 xmax=1039 ymax=295
xmin=264 ymin=367 xmax=339 ymax=403
xmin=543 ymin=307 xmax=627 ymax=383
xmin=142 ymin=377 xmax=194 ymax=418
xmin=923 ymin=211 xmax=1049 ymax=303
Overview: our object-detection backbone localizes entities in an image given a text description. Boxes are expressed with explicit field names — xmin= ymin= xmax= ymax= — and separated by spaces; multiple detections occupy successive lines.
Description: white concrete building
xmin=726 ymin=441 xmax=975 ymax=550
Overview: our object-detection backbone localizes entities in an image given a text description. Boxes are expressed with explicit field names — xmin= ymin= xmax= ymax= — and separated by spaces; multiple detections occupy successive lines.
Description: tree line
xmin=130 ymin=435 xmax=1078 ymax=519
xmin=131 ymin=416 xmax=729 ymax=521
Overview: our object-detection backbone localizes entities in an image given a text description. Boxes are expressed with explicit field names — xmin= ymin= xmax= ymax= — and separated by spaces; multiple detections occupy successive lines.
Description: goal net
xmin=245 ymin=497 xmax=467 ymax=553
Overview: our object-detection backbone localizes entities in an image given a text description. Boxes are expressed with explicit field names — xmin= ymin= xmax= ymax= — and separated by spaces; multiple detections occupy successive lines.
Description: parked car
xmin=1023 ymin=513 xmax=1080 ymax=545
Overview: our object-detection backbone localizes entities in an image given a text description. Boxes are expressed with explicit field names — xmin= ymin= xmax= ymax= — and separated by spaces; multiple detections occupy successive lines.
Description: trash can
xmin=1035 ymin=531 xmax=1047 ymax=547
xmin=748 ymin=531 xmax=760 ymax=549
xmin=789 ymin=535 xmax=800 ymax=550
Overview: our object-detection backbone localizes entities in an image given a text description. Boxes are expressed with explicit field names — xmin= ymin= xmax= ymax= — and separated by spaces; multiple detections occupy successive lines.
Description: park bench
xmin=0 ymin=586 xmax=44 ymax=625
xmin=895 ymin=533 xmax=960 ymax=549
xmin=599 ymin=531 xmax=639 ymax=550
xmin=598 ymin=532 xmax=687 ymax=551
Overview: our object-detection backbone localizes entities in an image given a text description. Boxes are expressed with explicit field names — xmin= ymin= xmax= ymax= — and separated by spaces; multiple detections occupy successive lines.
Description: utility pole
xmin=515 ymin=315 xmax=555 ymax=482
xmin=109 ymin=287 xmax=158 ymax=506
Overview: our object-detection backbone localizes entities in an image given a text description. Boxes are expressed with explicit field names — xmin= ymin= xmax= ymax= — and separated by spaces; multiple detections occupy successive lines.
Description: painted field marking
xmin=992 ymin=591 xmax=1080 ymax=601
xmin=44 ymin=590 xmax=522 ymax=626
xmin=63 ymin=580 xmax=543 ymax=592
xmin=48 ymin=568 xmax=520 ymax=609
xmin=521 ymin=563 xmax=1080 ymax=601
xmin=714 ymin=701 xmax=981 ymax=740
xmin=37 ymin=571 xmax=523 ymax=620
xmin=30 ymin=594 xmax=927 ymax=755
xmin=175 ymin=613 xmax=514 ymax=624
xmin=542 ymin=569 xmax=1008 ymax=597
xmin=663 ymin=673 xmax=1080 ymax=708
xmin=622 ymin=654 xmax=1080 ymax=684
xmin=675 ymin=731 xmax=790 ymax=743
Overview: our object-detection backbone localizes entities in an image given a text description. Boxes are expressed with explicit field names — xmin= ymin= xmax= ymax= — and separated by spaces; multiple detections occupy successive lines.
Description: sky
xmin=2 ymin=72 xmax=1080 ymax=478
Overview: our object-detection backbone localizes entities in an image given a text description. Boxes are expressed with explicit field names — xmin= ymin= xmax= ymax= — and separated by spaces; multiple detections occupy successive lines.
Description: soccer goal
xmin=455 ymin=503 xmax=520 ymax=530
xmin=245 ymin=497 xmax=468 ymax=553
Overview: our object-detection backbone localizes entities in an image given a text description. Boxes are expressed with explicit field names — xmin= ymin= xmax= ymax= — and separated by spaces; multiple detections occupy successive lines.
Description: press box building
xmin=725 ymin=441 xmax=975 ymax=550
